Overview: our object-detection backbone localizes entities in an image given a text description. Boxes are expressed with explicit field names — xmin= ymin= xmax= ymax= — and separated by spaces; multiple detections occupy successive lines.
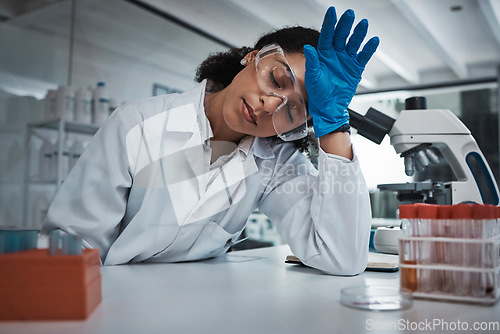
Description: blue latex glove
xmin=304 ymin=7 xmax=380 ymax=137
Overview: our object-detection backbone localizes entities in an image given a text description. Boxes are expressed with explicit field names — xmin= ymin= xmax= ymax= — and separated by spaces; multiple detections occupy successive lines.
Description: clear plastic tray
xmin=340 ymin=285 xmax=412 ymax=311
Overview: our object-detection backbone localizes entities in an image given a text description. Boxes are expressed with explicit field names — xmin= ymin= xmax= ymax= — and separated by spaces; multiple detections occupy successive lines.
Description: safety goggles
xmin=255 ymin=43 xmax=308 ymax=141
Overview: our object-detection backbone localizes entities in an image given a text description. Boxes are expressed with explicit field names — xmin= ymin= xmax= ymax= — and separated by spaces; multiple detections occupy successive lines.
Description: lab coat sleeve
xmin=258 ymin=146 xmax=371 ymax=276
xmin=42 ymin=110 xmax=132 ymax=260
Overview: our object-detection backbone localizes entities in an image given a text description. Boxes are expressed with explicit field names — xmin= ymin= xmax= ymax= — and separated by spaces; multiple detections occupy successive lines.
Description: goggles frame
xmin=254 ymin=43 xmax=308 ymax=141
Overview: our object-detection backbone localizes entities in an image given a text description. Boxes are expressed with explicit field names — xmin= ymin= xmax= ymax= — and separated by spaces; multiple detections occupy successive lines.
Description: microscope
xmin=349 ymin=97 xmax=500 ymax=206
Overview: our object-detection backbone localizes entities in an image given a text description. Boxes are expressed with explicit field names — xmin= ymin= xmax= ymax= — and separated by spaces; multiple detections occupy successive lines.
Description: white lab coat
xmin=43 ymin=80 xmax=372 ymax=275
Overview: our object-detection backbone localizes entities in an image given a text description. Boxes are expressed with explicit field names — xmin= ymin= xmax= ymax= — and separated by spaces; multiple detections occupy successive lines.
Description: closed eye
xmin=269 ymin=71 xmax=280 ymax=89
xmin=287 ymin=104 xmax=294 ymax=124
xmin=278 ymin=60 xmax=295 ymax=84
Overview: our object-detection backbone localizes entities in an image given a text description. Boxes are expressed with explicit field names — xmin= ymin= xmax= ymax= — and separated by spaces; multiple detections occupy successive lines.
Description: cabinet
xmin=23 ymin=118 xmax=99 ymax=227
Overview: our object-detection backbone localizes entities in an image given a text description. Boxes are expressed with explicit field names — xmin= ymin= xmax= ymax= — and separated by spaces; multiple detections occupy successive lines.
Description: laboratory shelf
xmin=22 ymin=118 xmax=98 ymax=226
xmin=27 ymin=118 xmax=99 ymax=136
xmin=25 ymin=180 xmax=58 ymax=186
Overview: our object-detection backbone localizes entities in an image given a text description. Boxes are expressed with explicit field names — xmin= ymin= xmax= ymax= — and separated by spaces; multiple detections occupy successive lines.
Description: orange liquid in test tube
xmin=399 ymin=204 xmax=418 ymax=292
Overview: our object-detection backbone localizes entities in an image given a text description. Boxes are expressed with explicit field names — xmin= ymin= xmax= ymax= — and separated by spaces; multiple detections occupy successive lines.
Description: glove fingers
xmin=357 ymin=36 xmax=380 ymax=67
xmin=303 ymin=45 xmax=321 ymax=80
xmin=346 ymin=19 xmax=368 ymax=55
xmin=318 ymin=7 xmax=337 ymax=52
xmin=333 ymin=9 xmax=355 ymax=50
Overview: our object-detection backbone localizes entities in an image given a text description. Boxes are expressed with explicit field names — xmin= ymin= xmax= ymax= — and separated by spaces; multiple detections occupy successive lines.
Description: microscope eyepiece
xmin=405 ymin=96 xmax=427 ymax=110
xmin=348 ymin=107 xmax=395 ymax=145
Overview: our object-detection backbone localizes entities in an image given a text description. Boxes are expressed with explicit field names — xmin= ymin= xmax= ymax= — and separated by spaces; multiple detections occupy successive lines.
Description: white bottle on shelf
xmin=88 ymin=84 xmax=95 ymax=112
xmin=50 ymin=143 xmax=58 ymax=182
xmin=60 ymin=140 xmax=72 ymax=181
xmin=44 ymin=89 xmax=57 ymax=121
xmin=50 ymin=140 xmax=72 ymax=182
xmin=74 ymin=88 xmax=92 ymax=123
xmin=109 ymin=97 xmax=119 ymax=116
xmin=69 ymin=139 xmax=85 ymax=171
xmin=38 ymin=138 xmax=54 ymax=182
xmin=56 ymin=85 xmax=75 ymax=121
xmin=92 ymin=82 xmax=110 ymax=126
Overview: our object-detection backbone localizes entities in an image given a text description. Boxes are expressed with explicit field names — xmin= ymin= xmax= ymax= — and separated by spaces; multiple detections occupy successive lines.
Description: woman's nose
xmin=262 ymin=93 xmax=285 ymax=114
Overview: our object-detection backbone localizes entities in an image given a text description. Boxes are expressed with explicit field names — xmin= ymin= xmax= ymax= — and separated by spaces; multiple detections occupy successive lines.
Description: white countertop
xmin=1 ymin=245 xmax=498 ymax=334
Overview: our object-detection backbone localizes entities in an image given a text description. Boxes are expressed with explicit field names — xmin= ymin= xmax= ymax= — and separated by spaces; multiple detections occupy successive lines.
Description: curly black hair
xmin=195 ymin=26 xmax=320 ymax=157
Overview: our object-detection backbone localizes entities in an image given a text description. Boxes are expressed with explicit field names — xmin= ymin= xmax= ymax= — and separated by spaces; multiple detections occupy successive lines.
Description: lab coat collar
xmin=249 ymin=137 xmax=275 ymax=160
xmin=236 ymin=136 xmax=254 ymax=157
xmin=164 ymin=80 xmax=211 ymax=140
xmin=232 ymin=136 xmax=275 ymax=161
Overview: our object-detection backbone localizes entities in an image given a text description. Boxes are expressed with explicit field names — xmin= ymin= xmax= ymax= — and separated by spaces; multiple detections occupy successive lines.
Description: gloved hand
xmin=304 ymin=7 xmax=380 ymax=138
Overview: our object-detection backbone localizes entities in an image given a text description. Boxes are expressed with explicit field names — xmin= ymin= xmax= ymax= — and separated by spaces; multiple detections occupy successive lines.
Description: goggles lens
xmin=255 ymin=43 xmax=308 ymax=141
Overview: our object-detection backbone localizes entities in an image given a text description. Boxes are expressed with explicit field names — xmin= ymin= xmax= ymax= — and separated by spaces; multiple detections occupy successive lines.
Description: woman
xmin=42 ymin=7 xmax=379 ymax=275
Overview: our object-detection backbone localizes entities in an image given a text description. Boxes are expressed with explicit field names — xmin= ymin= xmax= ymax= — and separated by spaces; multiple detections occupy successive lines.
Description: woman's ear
xmin=242 ymin=50 xmax=259 ymax=66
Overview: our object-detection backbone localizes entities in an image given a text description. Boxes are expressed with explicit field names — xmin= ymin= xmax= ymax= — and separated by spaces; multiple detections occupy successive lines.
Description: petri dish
xmin=341 ymin=285 xmax=412 ymax=311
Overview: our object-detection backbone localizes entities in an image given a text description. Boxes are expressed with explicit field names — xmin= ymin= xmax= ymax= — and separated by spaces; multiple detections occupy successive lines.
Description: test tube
xmin=20 ymin=230 xmax=39 ymax=251
xmin=399 ymin=204 xmax=418 ymax=292
xmin=48 ymin=230 xmax=61 ymax=255
xmin=472 ymin=205 xmax=497 ymax=298
xmin=495 ymin=206 xmax=500 ymax=297
xmin=471 ymin=205 xmax=483 ymax=297
xmin=6 ymin=230 xmax=21 ymax=253
xmin=62 ymin=233 xmax=82 ymax=255
xmin=0 ymin=229 xmax=40 ymax=254
xmin=417 ymin=204 xmax=438 ymax=292
xmin=0 ymin=230 xmax=6 ymax=254
xmin=485 ymin=204 xmax=498 ymax=238
xmin=399 ymin=204 xmax=418 ymax=237
xmin=451 ymin=204 xmax=473 ymax=296
xmin=494 ymin=206 xmax=498 ymax=236
xmin=438 ymin=205 xmax=453 ymax=293
xmin=415 ymin=203 xmax=431 ymax=237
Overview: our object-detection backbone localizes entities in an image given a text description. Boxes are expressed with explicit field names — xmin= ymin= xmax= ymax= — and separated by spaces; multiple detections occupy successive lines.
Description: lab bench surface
xmin=1 ymin=245 xmax=498 ymax=334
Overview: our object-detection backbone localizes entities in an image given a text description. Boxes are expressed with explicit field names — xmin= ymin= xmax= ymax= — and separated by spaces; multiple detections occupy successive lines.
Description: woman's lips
xmin=242 ymin=100 xmax=257 ymax=125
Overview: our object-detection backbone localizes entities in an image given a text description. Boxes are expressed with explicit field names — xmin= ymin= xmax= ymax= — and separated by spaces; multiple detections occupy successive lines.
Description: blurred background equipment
xmin=0 ymin=0 xmax=499 ymax=248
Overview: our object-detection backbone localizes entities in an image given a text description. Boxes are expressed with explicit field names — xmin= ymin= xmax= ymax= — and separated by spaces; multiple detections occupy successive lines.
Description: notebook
xmin=285 ymin=252 xmax=399 ymax=272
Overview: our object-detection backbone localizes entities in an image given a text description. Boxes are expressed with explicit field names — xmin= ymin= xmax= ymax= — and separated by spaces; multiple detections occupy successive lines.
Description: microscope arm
xmin=388 ymin=109 xmax=499 ymax=205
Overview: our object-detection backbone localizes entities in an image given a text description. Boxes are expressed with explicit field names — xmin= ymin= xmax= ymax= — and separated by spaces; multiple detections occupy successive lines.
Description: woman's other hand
xmin=304 ymin=7 xmax=379 ymax=138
